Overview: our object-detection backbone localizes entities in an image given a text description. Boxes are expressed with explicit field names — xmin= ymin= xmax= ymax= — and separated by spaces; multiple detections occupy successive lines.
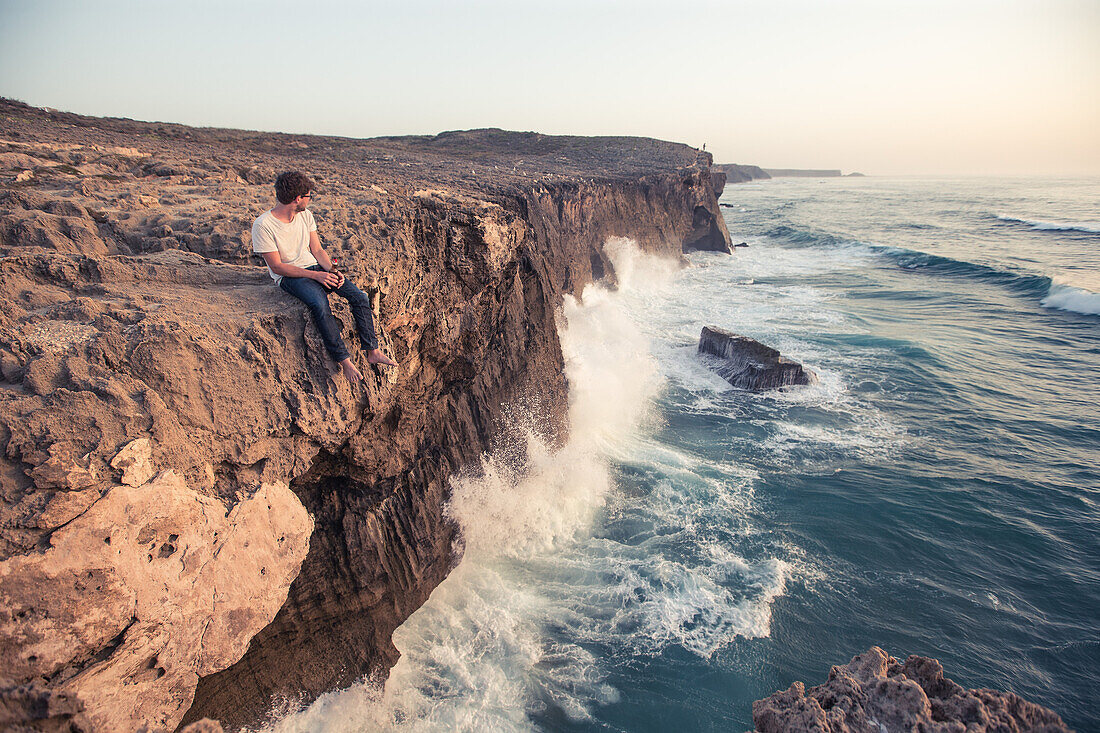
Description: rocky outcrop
xmin=0 ymin=99 xmax=731 ymax=730
xmin=1 ymin=474 xmax=311 ymax=731
xmin=711 ymin=169 xmax=727 ymax=195
xmin=684 ymin=203 xmax=733 ymax=252
xmin=753 ymin=647 xmax=1070 ymax=733
xmin=713 ymin=163 xmax=771 ymax=184
xmin=698 ymin=326 xmax=815 ymax=390
xmin=0 ymin=682 xmax=223 ymax=732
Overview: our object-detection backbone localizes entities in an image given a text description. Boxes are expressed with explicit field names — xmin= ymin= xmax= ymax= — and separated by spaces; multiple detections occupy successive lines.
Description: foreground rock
xmin=0 ymin=682 xmax=222 ymax=731
xmin=753 ymin=647 xmax=1070 ymax=733
xmin=698 ymin=326 xmax=815 ymax=390
xmin=0 ymin=99 xmax=731 ymax=730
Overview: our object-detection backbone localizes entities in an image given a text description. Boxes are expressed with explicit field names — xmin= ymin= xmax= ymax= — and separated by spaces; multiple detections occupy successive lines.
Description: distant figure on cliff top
xmin=252 ymin=171 xmax=397 ymax=384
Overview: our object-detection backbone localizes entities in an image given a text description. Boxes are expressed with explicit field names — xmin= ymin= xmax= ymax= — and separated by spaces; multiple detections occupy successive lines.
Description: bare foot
xmin=338 ymin=358 xmax=363 ymax=383
xmin=366 ymin=348 xmax=398 ymax=366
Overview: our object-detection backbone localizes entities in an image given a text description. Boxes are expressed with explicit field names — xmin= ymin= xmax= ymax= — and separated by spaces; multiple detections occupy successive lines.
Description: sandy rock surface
xmin=752 ymin=647 xmax=1071 ymax=733
xmin=1 ymin=474 xmax=311 ymax=730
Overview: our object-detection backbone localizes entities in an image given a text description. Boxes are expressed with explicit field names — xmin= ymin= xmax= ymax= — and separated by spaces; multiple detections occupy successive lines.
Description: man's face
xmin=294 ymin=192 xmax=313 ymax=213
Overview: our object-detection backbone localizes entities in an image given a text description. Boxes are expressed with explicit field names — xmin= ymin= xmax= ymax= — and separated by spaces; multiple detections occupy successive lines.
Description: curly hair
xmin=274 ymin=171 xmax=314 ymax=205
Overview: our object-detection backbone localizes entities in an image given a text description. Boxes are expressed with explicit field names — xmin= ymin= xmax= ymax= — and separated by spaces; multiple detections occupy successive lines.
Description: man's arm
xmin=261 ymin=250 xmax=341 ymax=289
xmin=307 ymin=231 xmax=345 ymax=286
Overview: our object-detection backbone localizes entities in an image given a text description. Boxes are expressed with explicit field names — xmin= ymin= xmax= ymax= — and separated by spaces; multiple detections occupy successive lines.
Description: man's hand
xmin=314 ymin=270 xmax=341 ymax=289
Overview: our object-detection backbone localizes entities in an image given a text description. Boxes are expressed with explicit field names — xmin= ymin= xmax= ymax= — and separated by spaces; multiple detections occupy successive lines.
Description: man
xmin=252 ymin=171 xmax=397 ymax=384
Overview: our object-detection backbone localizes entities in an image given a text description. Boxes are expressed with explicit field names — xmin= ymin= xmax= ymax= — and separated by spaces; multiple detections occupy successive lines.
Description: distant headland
xmin=713 ymin=163 xmax=865 ymax=182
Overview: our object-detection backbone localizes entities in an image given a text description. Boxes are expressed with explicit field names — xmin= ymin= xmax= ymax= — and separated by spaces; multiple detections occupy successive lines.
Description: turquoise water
xmin=269 ymin=177 xmax=1099 ymax=732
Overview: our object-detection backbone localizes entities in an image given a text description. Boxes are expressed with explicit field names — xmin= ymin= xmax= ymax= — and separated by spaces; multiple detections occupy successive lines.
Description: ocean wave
xmin=872 ymin=245 xmax=1054 ymax=296
xmin=263 ymin=240 xmax=787 ymax=731
xmin=996 ymin=215 xmax=1100 ymax=235
xmin=768 ymin=228 xmax=1100 ymax=317
xmin=755 ymin=222 xmax=1100 ymax=321
xmin=765 ymin=224 xmax=864 ymax=250
xmin=1041 ymin=282 xmax=1100 ymax=316
xmin=762 ymin=223 xmax=1063 ymax=299
xmin=875 ymin=246 xmax=1100 ymax=317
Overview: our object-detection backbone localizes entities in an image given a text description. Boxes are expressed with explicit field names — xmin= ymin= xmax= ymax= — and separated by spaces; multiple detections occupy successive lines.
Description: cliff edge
xmin=0 ymin=99 xmax=730 ymax=730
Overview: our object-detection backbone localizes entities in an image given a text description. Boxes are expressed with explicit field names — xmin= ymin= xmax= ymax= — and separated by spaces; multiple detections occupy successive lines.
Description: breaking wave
xmin=1041 ymin=281 xmax=1100 ymax=316
xmin=995 ymin=215 xmax=1100 ymax=235
xmin=261 ymin=239 xmax=788 ymax=732
xmin=763 ymin=223 xmax=1100 ymax=316
xmin=873 ymin=246 xmax=1055 ymax=296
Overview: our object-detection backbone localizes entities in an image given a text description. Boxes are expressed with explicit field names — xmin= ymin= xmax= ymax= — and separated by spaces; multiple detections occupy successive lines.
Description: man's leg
xmin=279 ymin=275 xmax=363 ymax=382
xmin=334 ymin=277 xmax=397 ymax=366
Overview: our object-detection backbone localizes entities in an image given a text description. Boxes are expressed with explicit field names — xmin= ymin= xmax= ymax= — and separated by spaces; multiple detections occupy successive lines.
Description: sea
xmin=264 ymin=176 xmax=1100 ymax=732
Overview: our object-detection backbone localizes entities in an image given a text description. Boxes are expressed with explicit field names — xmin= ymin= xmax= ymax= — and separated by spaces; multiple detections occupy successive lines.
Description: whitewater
xmin=266 ymin=175 xmax=1099 ymax=732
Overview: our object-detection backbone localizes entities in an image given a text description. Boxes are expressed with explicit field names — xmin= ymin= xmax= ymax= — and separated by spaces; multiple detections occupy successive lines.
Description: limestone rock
xmin=711 ymin=169 xmax=727 ymax=196
xmin=0 ymin=152 xmax=42 ymax=170
xmin=36 ymin=487 xmax=101 ymax=529
xmin=110 ymin=438 xmax=156 ymax=487
xmin=698 ymin=326 xmax=815 ymax=390
xmin=752 ymin=647 xmax=1070 ymax=733
xmin=712 ymin=163 xmax=771 ymax=183
xmin=0 ymin=474 xmax=312 ymax=731
xmin=683 ymin=204 xmax=732 ymax=253
xmin=179 ymin=720 xmax=224 ymax=733
xmin=0 ymin=682 xmax=91 ymax=732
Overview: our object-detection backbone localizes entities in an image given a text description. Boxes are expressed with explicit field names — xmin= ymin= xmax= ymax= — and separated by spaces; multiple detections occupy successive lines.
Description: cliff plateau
xmin=0 ymin=99 xmax=730 ymax=731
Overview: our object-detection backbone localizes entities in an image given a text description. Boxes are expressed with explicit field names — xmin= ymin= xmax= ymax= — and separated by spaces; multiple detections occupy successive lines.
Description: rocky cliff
xmin=0 ymin=99 xmax=730 ymax=731
xmin=712 ymin=163 xmax=771 ymax=184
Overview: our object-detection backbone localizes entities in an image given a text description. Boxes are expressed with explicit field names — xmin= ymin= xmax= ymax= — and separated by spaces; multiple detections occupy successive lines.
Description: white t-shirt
xmin=251 ymin=209 xmax=319 ymax=283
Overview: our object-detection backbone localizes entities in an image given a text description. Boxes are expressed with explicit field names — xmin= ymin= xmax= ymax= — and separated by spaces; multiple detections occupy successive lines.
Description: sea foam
xmin=261 ymin=239 xmax=787 ymax=732
xmin=1041 ymin=281 xmax=1100 ymax=316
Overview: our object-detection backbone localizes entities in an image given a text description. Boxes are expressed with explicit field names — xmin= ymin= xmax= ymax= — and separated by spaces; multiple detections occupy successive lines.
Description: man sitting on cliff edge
xmin=252 ymin=171 xmax=397 ymax=383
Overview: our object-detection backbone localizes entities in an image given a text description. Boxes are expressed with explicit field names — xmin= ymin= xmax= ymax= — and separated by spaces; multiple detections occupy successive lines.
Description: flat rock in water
xmin=697 ymin=326 xmax=815 ymax=390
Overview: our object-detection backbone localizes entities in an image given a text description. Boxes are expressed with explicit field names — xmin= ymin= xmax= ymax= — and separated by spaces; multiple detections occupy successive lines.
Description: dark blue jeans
xmin=279 ymin=265 xmax=378 ymax=362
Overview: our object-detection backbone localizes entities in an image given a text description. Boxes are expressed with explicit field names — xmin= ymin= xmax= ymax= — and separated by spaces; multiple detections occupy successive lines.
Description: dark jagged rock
xmin=752 ymin=647 xmax=1071 ymax=733
xmin=698 ymin=326 xmax=815 ymax=390
xmin=0 ymin=98 xmax=731 ymax=731
xmin=683 ymin=203 xmax=733 ymax=253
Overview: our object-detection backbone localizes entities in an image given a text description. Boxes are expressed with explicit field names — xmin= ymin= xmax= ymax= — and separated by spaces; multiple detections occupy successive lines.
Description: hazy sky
xmin=1 ymin=0 xmax=1097 ymax=175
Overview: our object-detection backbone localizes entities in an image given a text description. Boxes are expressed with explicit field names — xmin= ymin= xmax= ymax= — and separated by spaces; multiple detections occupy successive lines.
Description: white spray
xmin=261 ymin=239 xmax=786 ymax=733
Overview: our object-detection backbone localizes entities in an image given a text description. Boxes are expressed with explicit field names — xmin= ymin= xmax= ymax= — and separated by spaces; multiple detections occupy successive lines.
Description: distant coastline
xmin=713 ymin=164 xmax=865 ymax=182
xmin=763 ymin=167 xmax=864 ymax=178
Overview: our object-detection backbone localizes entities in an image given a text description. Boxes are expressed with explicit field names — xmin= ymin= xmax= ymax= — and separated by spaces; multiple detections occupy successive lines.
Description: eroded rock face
xmin=0 ymin=99 xmax=732 ymax=729
xmin=698 ymin=326 xmax=816 ymax=390
xmin=0 ymin=474 xmax=311 ymax=731
xmin=753 ymin=647 xmax=1070 ymax=733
